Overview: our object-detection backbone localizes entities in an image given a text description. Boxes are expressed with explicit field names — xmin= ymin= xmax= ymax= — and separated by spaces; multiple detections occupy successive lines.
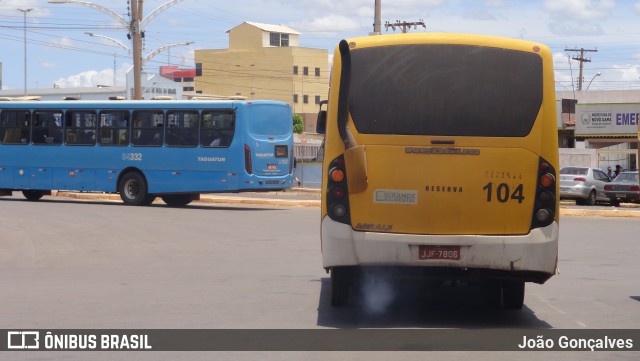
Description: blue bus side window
xmin=166 ymin=110 xmax=198 ymax=147
xmin=98 ymin=110 xmax=130 ymax=146
xmin=33 ymin=110 xmax=63 ymax=145
xmin=65 ymin=110 xmax=97 ymax=146
xmin=0 ymin=110 xmax=30 ymax=145
xmin=201 ymin=109 xmax=235 ymax=148
xmin=132 ymin=110 xmax=164 ymax=147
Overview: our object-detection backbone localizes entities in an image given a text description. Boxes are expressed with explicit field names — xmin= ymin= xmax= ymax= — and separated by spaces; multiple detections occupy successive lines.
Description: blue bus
xmin=0 ymin=99 xmax=294 ymax=206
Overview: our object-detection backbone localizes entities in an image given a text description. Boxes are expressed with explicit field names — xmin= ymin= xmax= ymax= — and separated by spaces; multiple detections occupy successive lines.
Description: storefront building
xmin=557 ymin=90 xmax=639 ymax=171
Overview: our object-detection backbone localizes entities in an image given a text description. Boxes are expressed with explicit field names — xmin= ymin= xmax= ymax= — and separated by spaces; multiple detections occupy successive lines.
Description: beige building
xmin=195 ymin=21 xmax=329 ymax=132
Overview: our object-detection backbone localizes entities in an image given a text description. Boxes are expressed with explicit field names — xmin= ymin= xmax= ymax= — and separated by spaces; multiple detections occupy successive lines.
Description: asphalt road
xmin=0 ymin=196 xmax=638 ymax=360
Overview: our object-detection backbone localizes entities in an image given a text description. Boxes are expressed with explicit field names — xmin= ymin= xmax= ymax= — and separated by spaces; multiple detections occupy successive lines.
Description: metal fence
xmin=294 ymin=139 xmax=322 ymax=162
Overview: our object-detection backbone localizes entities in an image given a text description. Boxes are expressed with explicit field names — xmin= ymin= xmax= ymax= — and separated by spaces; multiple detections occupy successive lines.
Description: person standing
xmin=606 ymin=166 xmax=615 ymax=180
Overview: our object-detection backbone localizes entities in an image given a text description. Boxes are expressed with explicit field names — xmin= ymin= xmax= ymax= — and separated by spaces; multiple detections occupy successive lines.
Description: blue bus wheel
xmin=22 ymin=190 xmax=44 ymax=201
xmin=119 ymin=172 xmax=150 ymax=206
xmin=161 ymin=194 xmax=193 ymax=207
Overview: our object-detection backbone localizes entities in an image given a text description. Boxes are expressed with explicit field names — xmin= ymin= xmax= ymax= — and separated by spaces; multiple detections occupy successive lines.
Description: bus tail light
xmin=531 ymin=158 xmax=556 ymax=229
xmin=327 ymin=155 xmax=351 ymax=224
xmin=289 ymin=148 xmax=294 ymax=174
xmin=244 ymin=144 xmax=253 ymax=175
xmin=330 ymin=168 xmax=345 ymax=182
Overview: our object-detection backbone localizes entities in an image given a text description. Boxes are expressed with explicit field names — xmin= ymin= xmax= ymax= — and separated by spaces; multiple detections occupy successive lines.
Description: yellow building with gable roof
xmin=195 ymin=21 xmax=328 ymax=132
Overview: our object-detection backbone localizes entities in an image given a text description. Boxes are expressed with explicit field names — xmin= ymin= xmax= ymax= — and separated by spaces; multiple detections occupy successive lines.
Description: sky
xmin=1 ymin=0 xmax=640 ymax=93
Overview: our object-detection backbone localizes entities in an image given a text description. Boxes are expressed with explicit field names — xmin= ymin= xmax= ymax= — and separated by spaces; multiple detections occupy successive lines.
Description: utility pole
xmin=564 ymin=47 xmax=598 ymax=91
xmin=385 ymin=19 xmax=426 ymax=33
xmin=370 ymin=0 xmax=381 ymax=35
xmin=131 ymin=0 xmax=144 ymax=100
xmin=50 ymin=0 xmax=186 ymax=100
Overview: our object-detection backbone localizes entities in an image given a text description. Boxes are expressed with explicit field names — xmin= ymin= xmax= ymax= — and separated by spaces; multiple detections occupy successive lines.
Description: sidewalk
xmin=53 ymin=189 xmax=640 ymax=217
xmin=54 ymin=188 xmax=321 ymax=208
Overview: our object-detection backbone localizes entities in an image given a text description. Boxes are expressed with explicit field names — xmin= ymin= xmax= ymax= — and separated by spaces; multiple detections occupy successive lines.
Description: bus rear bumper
xmin=321 ymin=217 xmax=559 ymax=283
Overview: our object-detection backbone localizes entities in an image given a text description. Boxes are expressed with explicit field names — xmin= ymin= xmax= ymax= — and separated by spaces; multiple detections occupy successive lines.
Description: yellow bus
xmin=316 ymin=33 xmax=559 ymax=309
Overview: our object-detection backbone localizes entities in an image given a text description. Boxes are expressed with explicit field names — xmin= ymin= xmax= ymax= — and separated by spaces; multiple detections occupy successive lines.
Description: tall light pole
xmin=49 ymin=0 xmax=186 ymax=99
xmin=18 ymin=8 xmax=33 ymax=96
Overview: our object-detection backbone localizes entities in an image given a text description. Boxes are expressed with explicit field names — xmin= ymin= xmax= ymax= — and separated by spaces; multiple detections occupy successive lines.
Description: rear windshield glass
xmin=560 ymin=167 xmax=588 ymax=175
xmin=616 ymin=173 xmax=639 ymax=182
xmin=246 ymin=104 xmax=291 ymax=137
xmin=348 ymin=44 xmax=543 ymax=137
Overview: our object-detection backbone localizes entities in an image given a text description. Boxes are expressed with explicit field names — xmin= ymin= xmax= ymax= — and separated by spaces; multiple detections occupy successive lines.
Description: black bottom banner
xmin=2 ymin=329 xmax=639 ymax=351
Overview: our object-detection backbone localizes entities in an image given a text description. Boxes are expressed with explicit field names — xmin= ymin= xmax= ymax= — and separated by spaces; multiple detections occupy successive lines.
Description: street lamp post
xmin=85 ymin=32 xmax=132 ymax=53
xmin=18 ymin=8 xmax=33 ymax=96
xmin=85 ymin=31 xmax=193 ymax=94
xmin=585 ymin=72 xmax=601 ymax=91
xmin=86 ymin=32 xmax=133 ymax=87
xmin=142 ymin=41 xmax=193 ymax=65
xmin=49 ymin=0 xmax=186 ymax=99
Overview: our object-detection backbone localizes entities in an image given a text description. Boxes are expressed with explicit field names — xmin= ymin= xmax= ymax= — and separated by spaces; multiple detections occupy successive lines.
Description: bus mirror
xmin=316 ymin=110 xmax=327 ymax=134
xmin=344 ymin=145 xmax=367 ymax=194
xmin=316 ymin=99 xmax=328 ymax=134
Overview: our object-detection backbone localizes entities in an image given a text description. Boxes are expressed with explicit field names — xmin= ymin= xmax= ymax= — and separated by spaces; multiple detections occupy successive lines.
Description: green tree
xmin=292 ymin=114 xmax=304 ymax=134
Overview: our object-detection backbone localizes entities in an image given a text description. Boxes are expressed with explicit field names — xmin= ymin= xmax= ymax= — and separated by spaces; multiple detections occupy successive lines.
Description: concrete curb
xmin=50 ymin=191 xmax=640 ymax=216
xmin=197 ymin=196 xmax=320 ymax=207
xmin=559 ymin=208 xmax=640 ymax=218
xmin=54 ymin=191 xmax=121 ymax=201
xmin=53 ymin=191 xmax=321 ymax=207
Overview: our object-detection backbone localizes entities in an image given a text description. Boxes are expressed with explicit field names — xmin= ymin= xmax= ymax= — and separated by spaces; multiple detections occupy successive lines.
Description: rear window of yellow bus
xmin=348 ymin=44 xmax=543 ymax=137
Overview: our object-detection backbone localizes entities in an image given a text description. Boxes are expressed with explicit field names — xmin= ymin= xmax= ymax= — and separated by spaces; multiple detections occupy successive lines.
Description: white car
xmin=559 ymin=167 xmax=611 ymax=205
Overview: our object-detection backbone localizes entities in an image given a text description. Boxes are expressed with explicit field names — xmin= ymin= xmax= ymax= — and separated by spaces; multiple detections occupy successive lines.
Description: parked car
xmin=559 ymin=166 xmax=611 ymax=205
xmin=603 ymin=171 xmax=640 ymax=207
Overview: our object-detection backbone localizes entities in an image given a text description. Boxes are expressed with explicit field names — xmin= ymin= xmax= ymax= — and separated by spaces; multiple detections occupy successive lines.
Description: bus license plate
xmin=419 ymin=246 xmax=460 ymax=260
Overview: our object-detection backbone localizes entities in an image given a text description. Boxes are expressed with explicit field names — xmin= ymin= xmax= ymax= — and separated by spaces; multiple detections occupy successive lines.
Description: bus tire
xmin=161 ymin=194 xmax=193 ymax=207
xmin=22 ymin=190 xmax=44 ymax=201
xmin=331 ymin=267 xmax=352 ymax=307
xmin=119 ymin=172 xmax=152 ymax=206
xmin=502 ymin=281 xmax=525 ymax=310
xmin=481 ymin=280 xmax=502 ymax=309
xmin=141 ymin=194 xmax=157 ymax=206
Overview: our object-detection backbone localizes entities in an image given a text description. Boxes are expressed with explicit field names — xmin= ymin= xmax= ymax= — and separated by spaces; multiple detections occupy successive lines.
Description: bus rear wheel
xmin=22 ymin=190 xmax=44 ymax=201
xmin=503 ymin=281 xmax=525 ymax=310
xmin=331 ymin=267 xmax=353 ymax=307
xmin=161 ymin=194 xmax=194 ymax=207
xmin=119 ymin=172 xmax=154 ymax=206
xmin=481 ymin=280 xmax=503 ymax=309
